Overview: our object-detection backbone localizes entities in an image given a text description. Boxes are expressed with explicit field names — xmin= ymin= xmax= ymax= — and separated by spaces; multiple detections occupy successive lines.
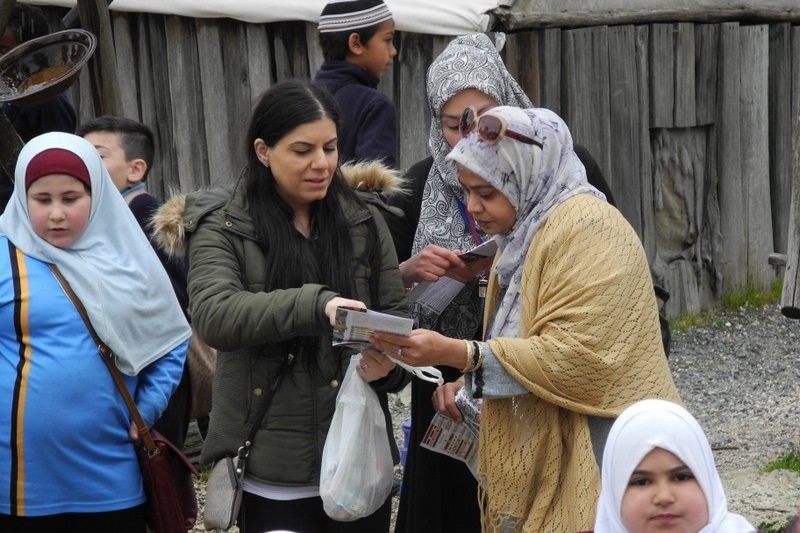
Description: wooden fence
xmin=38 ymin=8 xmax=800 ymax=316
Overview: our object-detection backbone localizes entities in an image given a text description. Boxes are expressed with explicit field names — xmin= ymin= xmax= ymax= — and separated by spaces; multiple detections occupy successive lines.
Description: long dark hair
xmin=244 ymin=80 xmax=361 ymax=299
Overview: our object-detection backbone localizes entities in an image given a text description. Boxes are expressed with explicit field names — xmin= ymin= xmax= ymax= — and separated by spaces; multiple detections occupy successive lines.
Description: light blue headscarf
xmin=0 ymin=132 xmax=191 ymax=376
xmin=446 ymin=106 xmax=604 ymax=340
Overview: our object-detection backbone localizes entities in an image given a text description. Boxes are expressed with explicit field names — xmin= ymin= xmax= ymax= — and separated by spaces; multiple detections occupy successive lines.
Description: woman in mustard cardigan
xmin=370 ymin=105 xmax=681 ymax=533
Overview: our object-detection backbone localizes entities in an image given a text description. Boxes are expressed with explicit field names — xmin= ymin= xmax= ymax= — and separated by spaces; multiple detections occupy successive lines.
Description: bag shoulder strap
xmin=47 ymin=263 xmax=161 ymax=456
xmin=240 ymin=352 xmax=295 ymax=460
xmin=48 ymin=263 xmax=294 ymax=462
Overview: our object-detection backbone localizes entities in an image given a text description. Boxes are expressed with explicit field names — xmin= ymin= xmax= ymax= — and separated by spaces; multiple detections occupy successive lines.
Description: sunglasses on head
xmin=459 ymin=106 xmax=543 ymax=148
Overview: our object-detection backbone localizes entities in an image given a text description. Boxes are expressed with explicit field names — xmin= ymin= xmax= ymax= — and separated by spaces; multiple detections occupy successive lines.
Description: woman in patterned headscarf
xmin=383 ymin=34 xmax=615 ymax=533
xmin=373 ymin=106 xmax=680 ymax=532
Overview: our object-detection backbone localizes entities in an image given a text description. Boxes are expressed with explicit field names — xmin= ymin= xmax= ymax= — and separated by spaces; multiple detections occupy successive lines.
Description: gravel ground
xmin=191 ymin=303 xmax=800 ymax=531
xmin=667 ymin=303 xmax=800 ymax=528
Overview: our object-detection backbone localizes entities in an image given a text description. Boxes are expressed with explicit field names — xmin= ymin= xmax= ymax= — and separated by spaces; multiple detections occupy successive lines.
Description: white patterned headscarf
xmin=0 ymin=132 xmax=191 ymax=376
xmin=446 ymin=106 xmax=604 ymax=340
xmin=594 ymin=399 xmax=756 ymax=533
xmin=412 ymin=33 xmax=533 ymax=337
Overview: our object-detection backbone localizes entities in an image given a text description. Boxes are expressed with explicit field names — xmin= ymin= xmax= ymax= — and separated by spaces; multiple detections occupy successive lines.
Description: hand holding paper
xmin=406 ymin=239 xmax=497 ymax=314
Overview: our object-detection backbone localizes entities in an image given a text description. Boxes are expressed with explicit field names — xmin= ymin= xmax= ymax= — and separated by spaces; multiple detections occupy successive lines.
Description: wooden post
xmin=0 ymin=0 xmax=24 ymax=179
xmin=780 ymin=27 xmax=800 ymax=318
xmin=76 ymin=0 xmax=122 ymax=116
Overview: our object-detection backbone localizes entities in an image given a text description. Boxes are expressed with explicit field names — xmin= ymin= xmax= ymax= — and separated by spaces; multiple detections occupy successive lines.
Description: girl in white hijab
xmin=595 ymin=399 xmax=756 ymax=533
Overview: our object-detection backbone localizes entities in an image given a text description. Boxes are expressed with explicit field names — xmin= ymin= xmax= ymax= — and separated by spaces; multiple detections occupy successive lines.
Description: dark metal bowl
xmin=0 ymin=29 xmax=96 ymax=107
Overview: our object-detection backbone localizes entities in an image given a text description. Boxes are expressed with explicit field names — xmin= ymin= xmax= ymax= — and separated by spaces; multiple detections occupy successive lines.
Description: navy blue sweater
xmin=315 ymin=61 xmax=398 ymax=168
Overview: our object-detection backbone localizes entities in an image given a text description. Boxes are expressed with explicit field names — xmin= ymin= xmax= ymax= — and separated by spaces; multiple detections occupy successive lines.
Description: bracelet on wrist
xmin=461 ymin=339 xmax=474 ymax=373
xmin=471 ymin=341 xmax=485 ymax=372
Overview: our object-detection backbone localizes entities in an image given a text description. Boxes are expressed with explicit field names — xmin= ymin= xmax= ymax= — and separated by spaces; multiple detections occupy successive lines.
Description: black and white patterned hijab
xmin=410 ymin=33 xmax=533 ymax=336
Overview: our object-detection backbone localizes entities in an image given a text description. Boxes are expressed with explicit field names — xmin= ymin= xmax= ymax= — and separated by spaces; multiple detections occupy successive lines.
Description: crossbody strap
xmin=48 ymin=262 xmax=294 ymax=462
xmin=238 ymin=352 xmax=295 ymax=462
xmin=47 ymin=263 xmax=162 ymax=457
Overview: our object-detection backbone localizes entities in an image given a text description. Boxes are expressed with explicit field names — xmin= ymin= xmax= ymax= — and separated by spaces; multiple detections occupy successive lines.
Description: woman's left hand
xmin=369 ymin=329 xmax=465 ymax=369
xmin=357 ymin=348 xmax=396 ymax=382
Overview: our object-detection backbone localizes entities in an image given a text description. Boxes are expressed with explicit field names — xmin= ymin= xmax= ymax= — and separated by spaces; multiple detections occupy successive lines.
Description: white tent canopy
xmin=26 ymin=0 xmax=507 ymax=35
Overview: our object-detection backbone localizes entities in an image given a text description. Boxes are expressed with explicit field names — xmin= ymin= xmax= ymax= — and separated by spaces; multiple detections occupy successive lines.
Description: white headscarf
xmin=446 ymin=106 xmax=603 ymax=340
xmin=0 ymin=132 xmax=191 ymax=376
xmin=594 ymin=399 xmax=756 ymax=533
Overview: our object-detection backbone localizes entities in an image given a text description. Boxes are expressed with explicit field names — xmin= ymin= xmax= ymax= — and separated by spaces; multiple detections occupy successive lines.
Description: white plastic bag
xmin=320 ymin=354 xmax=394 ymax=521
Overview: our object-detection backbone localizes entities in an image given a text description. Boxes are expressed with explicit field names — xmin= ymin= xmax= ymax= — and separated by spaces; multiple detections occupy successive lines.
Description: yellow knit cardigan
xmin=479 ymin=195 xmax=682 ymax=533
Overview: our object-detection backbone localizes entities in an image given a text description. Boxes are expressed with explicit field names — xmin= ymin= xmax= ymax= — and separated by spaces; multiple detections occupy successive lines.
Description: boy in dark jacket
xmin=78 ymin=116 xmax=194 ymax=449
xmin=314 ymin=0 xmax=398 ymax=168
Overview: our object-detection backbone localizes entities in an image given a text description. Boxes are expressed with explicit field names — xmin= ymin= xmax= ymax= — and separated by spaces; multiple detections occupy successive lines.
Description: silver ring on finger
xmin=361 ymin=363 xmax=369 ymax=371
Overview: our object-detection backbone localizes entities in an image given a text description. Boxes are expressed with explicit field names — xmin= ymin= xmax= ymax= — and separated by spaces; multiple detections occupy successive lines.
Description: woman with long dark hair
xmin=155 ymin=80 xmax=408 ymax=532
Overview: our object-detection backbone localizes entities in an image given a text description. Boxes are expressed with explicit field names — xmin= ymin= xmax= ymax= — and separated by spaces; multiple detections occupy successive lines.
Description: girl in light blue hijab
xmin=0 ymin=132 xmax=189 ymax=530
xmin=0 ymin=131 xmax=190 ymax=374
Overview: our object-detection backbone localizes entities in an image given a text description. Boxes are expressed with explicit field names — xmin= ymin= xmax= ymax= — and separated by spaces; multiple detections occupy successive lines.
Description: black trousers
xmin=0 ymin=504 xmax=146 ymax=533
xmin=238 ymin=491 xmax=392 ymax=533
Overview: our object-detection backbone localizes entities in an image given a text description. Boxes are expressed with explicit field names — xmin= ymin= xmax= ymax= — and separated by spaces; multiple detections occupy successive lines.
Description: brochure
xmin=406 ymin=239 xmax=497 ymax=314
xmin=332 ymin=306 xmax=413 ymax=351
xmin=420 ymin=387 xmax=482 ymax=479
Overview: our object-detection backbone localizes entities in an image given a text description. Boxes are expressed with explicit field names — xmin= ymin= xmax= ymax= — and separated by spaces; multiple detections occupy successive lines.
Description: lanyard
xmin=456 ymin=198 xmax=483 ymax=247
xmin=456 ymin=198 xmax=490 ymax=294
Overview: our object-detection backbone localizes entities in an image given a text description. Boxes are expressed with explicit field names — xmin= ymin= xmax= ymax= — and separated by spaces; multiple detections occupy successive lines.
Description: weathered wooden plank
xmin=703 ymin=120 xmax=724 ymax=300
xmin=739 ymin=25 xmax=774 ymax=290
xmin=538 ymin=28 xmax=560 ymax=112
xmin=77 ymin=0 xmax=122 ymax=116
xmin=768 ymin=23 xmax=792 ymax=254
xmin=272 ymin=21 xmax=311 ymax=81
xmin=607 ymin=25 xmax=641 ymax=235
xmin=717 ymin=22 xmax=746 ymax=294
xmin=654 ymin=129 xmax=718 ymax=314
xmin=674 ymin=23 xmax=695 ymax=127
xmin=195 ymin=20 xmax=231 ymax=187
xmin=561 ymin=26 xmax=611 ymax=182
xmin=649 ymin=23 xmax=674 ymax=128
xmin=394 ymin=32 xmax=434 ymax=170
xmin=164 ymin=15 xmax=208 ymax=192
xmin=663 ymin=259 xmax=701 ymax=317
xmin=636 ymin=24 xmax=656 ymax=262
xmin=245 ymin=23 xmax=273 ymax=102
xmin=695 ymin=24 xmax=719 ymax=125
xmin=143 ymin=14 xmax=176 ymax=198
xmin=305 ymin=21 xmax=324 ymax=79
xmin=110 ymin=12 xmax=140 ymax=120
xmin=497 ymin=1 xmax=800 ymax=30
xmin=652 ymin=129 xmax=708 ymax=304
xmin=780 ymin=26 xmax=800 ymax=318
xmin=503 ymin=31 xmax=539 ymax=105
xmin=218 ymin=19 xmax=252 ymax=183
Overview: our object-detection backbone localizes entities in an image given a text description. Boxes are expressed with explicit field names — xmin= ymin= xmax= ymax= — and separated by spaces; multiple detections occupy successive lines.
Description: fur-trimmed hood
xmin=152 ymin=160 xmax=405 ymax=258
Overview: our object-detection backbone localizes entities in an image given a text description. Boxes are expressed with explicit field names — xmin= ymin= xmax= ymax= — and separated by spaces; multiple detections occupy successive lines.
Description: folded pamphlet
xmin=420 ymin=387 xmax=482 ymax=479
xmin=406 ymin=239 xmax=497 ymax=314
xmin=332 ymin=307 xmax=413 ymax=351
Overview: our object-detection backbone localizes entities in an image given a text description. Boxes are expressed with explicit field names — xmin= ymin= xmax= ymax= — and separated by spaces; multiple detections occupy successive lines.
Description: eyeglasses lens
xmin=459 ymin=107 xmax=476 ymax=137
xmin=477 ymin=115 xmax=504 ymax=144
